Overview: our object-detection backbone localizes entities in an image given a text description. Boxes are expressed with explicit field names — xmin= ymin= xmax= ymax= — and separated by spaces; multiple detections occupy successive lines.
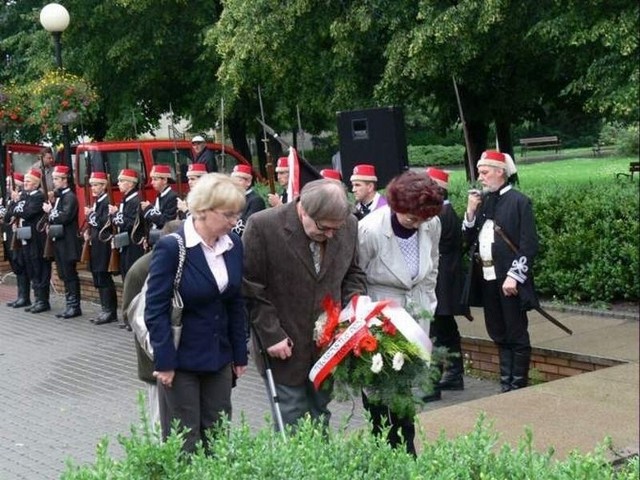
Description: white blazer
xmin=358 ymin=206 xmax=441 ymax=335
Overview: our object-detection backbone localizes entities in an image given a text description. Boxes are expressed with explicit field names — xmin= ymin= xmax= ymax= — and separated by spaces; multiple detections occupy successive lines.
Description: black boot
xmin=8 ymin=274 xmax=32 ymax=308
xmin=95 ymin=287 xmax=117 ymax=325
xmin=439 ymin=354 xmax=465 ymax=391
xmin=510 ymin=350 xmax=531 ymax=390
xmin=55 ymin=291 xmax=71 ymax=318
xmin=498 ymin=348 xmax=513 ymax=393
xmin=61 ymin=281 xmax=82 ymax=319
xmin=30 ymin=288 xmax=51 ymax=314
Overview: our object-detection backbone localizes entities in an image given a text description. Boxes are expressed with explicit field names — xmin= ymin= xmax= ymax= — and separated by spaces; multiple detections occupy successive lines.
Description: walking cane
xmin=251 ymin=324 xmax=287 ymax=439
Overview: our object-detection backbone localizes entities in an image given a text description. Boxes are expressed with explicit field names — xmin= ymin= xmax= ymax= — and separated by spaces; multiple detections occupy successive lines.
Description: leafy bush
xmin=530 ymin=181 xmax=639 ymax=303
xmin=598 ymin=122 xmax=640 ymax=156
xmin=408 ymin=144 xmax=465 ymax=167
xmin=61 ymin=412 xmax=638 ymax=479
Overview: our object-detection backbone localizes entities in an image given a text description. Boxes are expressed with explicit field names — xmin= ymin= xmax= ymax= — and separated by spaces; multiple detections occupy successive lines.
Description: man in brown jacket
xmin=243 ymin=179 xmax=366 ymax=430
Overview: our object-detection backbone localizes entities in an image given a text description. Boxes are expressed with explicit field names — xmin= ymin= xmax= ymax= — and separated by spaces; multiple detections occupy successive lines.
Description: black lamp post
xmin=39 ymin=3 xmax=73 ymax=184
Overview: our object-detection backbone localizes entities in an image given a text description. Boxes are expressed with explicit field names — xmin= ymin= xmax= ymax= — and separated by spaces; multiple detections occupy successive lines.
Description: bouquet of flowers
xmin=27 ymin=70 xmax=99 ymax=134
xmin=310 ymin=295 xmax=443 ymax=418
xmin=0 ymin=84 xmax=27 ymax=130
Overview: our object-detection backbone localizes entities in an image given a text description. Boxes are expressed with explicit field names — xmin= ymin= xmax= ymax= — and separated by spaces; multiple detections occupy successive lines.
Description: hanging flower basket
xmin=27 ymin=70 xmax=99 ymax=134
xmin=0 ymin=84 xmax=27 ymax=131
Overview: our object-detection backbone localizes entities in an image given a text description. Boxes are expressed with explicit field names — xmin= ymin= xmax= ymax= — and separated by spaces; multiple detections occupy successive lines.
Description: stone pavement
xmin=0 ymin=281 xmax=499 ymax=479
xmin=418 ymin=306 xmax=639 ymax=462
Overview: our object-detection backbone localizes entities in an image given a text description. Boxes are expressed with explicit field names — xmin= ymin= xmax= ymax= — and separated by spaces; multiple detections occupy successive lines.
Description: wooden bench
xmin=519 ymin=136 xmax=562 ymax=157
xmin=592 ymin=142 xmax=616 ymax=157
xmin=615 ymin=161 xmax=640 ymax=181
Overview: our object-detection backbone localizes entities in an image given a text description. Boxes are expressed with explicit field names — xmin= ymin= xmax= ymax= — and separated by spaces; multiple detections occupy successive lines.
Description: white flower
xmin=392 ymin=352 xmax=405 ymax=371
xmin=371 ymin=353 xmax=383 ymax=373
xmin=313 ymin=312 xmax=327 ymax=341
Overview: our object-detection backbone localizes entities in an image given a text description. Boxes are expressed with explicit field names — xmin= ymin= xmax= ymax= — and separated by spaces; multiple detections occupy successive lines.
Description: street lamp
xmin=39 ymin=3 xmax=73 ymax=185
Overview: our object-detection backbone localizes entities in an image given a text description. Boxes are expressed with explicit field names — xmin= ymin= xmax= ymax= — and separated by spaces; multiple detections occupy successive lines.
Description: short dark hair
xmin=386 ymin=171 xmax=443 ymax=219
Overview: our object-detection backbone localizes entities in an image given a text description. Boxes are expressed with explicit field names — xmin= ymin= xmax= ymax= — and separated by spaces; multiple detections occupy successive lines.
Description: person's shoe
xmin=11 ymin=298 xmax=32 ymax=309
xmin=438 ymin=374 xmax=464 ymax=391
xmin=61 ymin=307 xmax=82 ymax=319
xmin=6 ymin=299 xmax=18 ymax=307
xmin=29 ymin=301 xmax=51 ymax=314
xmin=94 ymin=311 xmax=117 ymax=325
xmin=118 ymin=322 xmax=132 ymax=331
xmin=422 ymin=389 xmax=442 ymax=403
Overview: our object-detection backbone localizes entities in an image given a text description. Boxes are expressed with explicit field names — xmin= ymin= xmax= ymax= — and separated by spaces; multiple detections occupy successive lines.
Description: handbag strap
xmin=169 ymin=233 xmax=186 ymax=289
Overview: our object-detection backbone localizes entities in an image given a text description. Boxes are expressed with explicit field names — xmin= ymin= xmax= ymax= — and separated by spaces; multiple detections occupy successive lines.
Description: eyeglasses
xmin=214 ymin=210 xmax=242 ymax=222
xmin=313 ymin=218 xmax=343 ymax=233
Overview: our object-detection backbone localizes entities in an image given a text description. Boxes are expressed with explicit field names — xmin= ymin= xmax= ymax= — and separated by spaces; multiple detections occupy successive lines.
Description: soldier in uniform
xmin=463 ymin=150 xmax=539 ymax=392
xmin=13 ymin=169 xmax=52 ymax=314
xmin=426 ymin=167 xmax=470 ymax=397
xmin=43 ymin=165 xmax=82 ymax=319
xmin=230 ymin=164 xmax=265 ymax=236
xmin=177 ymin=163 xmax=207 ymax=218
xmin=140 ymin=164 xmax=178 ymax=243
xmin=351 ymin=164 xmax=387 ymax=219
xmin=267 ymin=157 xmax=290 ymax=207
xmin=84 ymin=171 xmax=118 ymax=325
xmin=3 ymin=173 xmax=31 ymax=308
xmin=109 ymin=169 xmax=145 ymax=281
xmin=320 ymin=169 xmax=343 ymax=182
xmin=109 ymin=169 xmax=145 ymax=330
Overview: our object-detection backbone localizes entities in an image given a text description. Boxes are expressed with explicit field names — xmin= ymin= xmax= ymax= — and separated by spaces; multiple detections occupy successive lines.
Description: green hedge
xmin=408 ymin=145 xmax=465 ymax=167
xmin=448 ymin=180 xmax=639 ymax=304
xmin=62 ymin=413 xmax=638 ymax=479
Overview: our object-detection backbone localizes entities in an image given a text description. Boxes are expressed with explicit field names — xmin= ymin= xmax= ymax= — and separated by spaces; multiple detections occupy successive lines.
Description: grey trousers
xmin=273 ymin=380 xmax=332 ymax=431
xmin=158 ymin=366 xmax=232 ymax=453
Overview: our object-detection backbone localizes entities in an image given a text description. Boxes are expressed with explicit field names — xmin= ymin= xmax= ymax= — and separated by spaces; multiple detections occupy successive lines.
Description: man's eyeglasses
xmin=313 ymin=218 xmax=343 ymax=233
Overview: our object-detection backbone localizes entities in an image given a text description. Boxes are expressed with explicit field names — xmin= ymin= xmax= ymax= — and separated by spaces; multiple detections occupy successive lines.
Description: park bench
xmin=615 ymin=161 xmax=640 ymax=181
xmin=519 ymin=135 xmax=562 ymax=157
xmin=592 ymin=142 xmax=616 ymax=157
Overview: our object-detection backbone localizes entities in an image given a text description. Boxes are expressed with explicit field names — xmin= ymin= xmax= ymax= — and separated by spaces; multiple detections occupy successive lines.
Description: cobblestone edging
xmin=541 ymin=301 xmax=639 ymax=321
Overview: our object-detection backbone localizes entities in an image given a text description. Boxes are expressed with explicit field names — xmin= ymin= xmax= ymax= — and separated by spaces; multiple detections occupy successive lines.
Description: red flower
xmin=61 ymin=100 xmax=70 ymax=108
xmin=317 ymin=295 xmax=342 ymax=348
xmin=359 ymin=333 xmax=378 ymax=353
xmin=382 ymin=316 xmax=397 ymax=336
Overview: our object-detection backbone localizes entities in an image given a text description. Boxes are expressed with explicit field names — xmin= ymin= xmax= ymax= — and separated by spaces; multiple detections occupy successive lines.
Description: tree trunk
xmin=227 ymin=114 xmax=251 ymax=163
xmin=495 ymin=120 xmax=514 ymax=159
xmin=464 ymin=120 xmax=489 ymax=182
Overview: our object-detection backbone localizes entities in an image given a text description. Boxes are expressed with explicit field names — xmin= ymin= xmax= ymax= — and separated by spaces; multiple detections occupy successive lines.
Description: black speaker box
xmin=336 ymin=106 xmax=408 ymax=188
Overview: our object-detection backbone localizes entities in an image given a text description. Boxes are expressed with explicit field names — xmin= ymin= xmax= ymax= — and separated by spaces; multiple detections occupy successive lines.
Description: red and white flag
xmin=286 ymin=147 xmax=301 ymax=201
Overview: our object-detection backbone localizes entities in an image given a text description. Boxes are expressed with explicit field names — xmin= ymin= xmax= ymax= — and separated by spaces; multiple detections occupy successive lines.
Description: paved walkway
xmin=418 ymin=306 xmax=639 ymax=462
xmin=0 ymin=278 xmax=637 ymax=478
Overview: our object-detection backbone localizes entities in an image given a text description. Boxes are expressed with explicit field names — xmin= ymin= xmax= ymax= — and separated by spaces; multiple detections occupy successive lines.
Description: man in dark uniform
xmin=109 ymin=169 xmax=145 ymax=280
xmin=43 ymin=165 xmax=82 ymax=319
xmin=230 ymin=164 xmax=265 ymax=236
xmin=191 ymin=135 xmax=217 ymax=173
xmin=426 ymin=167 xmax=470 ymax=396
xmin=3 ymin=173 xmax=31 ymax=308
xmin=267 ymin=157 xmax=290 ymax=207
xmin=140 ymin=164 xmax=178 ymax=244
xmin=463 ymin=150 xmax=539 ymax=392
xmin=84 ymin=171 xmax=118 ymax=325
xmin=109 ymin=169 xmax=145 ymax=330
xmin=13 ymin=169 xmax=52 ymax=314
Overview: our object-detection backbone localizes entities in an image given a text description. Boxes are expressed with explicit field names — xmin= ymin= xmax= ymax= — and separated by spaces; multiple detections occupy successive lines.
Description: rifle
xmin=493 ymin=224 xmax=573 ymax=335
xmin=452 ymin=77 xmax=476 ymax=183
xmin=40 ymin=155 xmax=55 ymax=260
xmin=106 ymin=173 xmax=120 ymax=273
xmin=7 ymin=156 xmax=22 ymax=253
xmin=168 ymin=103 xmax=184 ymax=199
xmin=80 ymin=172 xmax=92 ymax=264
xmin=258 ymin=86 xmax=276 ymax=194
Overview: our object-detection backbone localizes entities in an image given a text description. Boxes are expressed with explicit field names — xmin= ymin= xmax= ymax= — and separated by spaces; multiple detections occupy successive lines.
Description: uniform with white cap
xmin=462 ymin=149 xmax=538 ymax=393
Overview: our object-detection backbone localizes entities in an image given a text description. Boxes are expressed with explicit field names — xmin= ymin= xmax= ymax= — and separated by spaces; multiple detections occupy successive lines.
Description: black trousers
xmin=361 ymin=391 xmax=416 ymax=456
xmin=481 ymin=279 xmax=530 ymax=353
xmin=158 ymin=366 xmax=233 ymax=454
xmin=91 ymin=271 xmax=115 ymax=290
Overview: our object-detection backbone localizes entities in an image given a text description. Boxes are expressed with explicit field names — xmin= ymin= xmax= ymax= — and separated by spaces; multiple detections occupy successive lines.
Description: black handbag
xmin=48 ymin=224 xmax=64 ymax=239
xmin=113 ymin=232 xmax=130 ymax=249
xmin=15 ymin=226 xmax=32 ymax=241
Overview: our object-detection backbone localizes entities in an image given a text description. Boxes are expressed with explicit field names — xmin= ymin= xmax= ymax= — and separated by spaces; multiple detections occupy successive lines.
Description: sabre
xmin=493 ymin=225 xmax=573 ymax=335
xmin=257 ymin=86 xmax=276 ymax=194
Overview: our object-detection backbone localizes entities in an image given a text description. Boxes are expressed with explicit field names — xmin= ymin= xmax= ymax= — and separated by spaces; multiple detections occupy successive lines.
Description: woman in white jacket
xmin=358 ymin=170 xmax=443 ymax=455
